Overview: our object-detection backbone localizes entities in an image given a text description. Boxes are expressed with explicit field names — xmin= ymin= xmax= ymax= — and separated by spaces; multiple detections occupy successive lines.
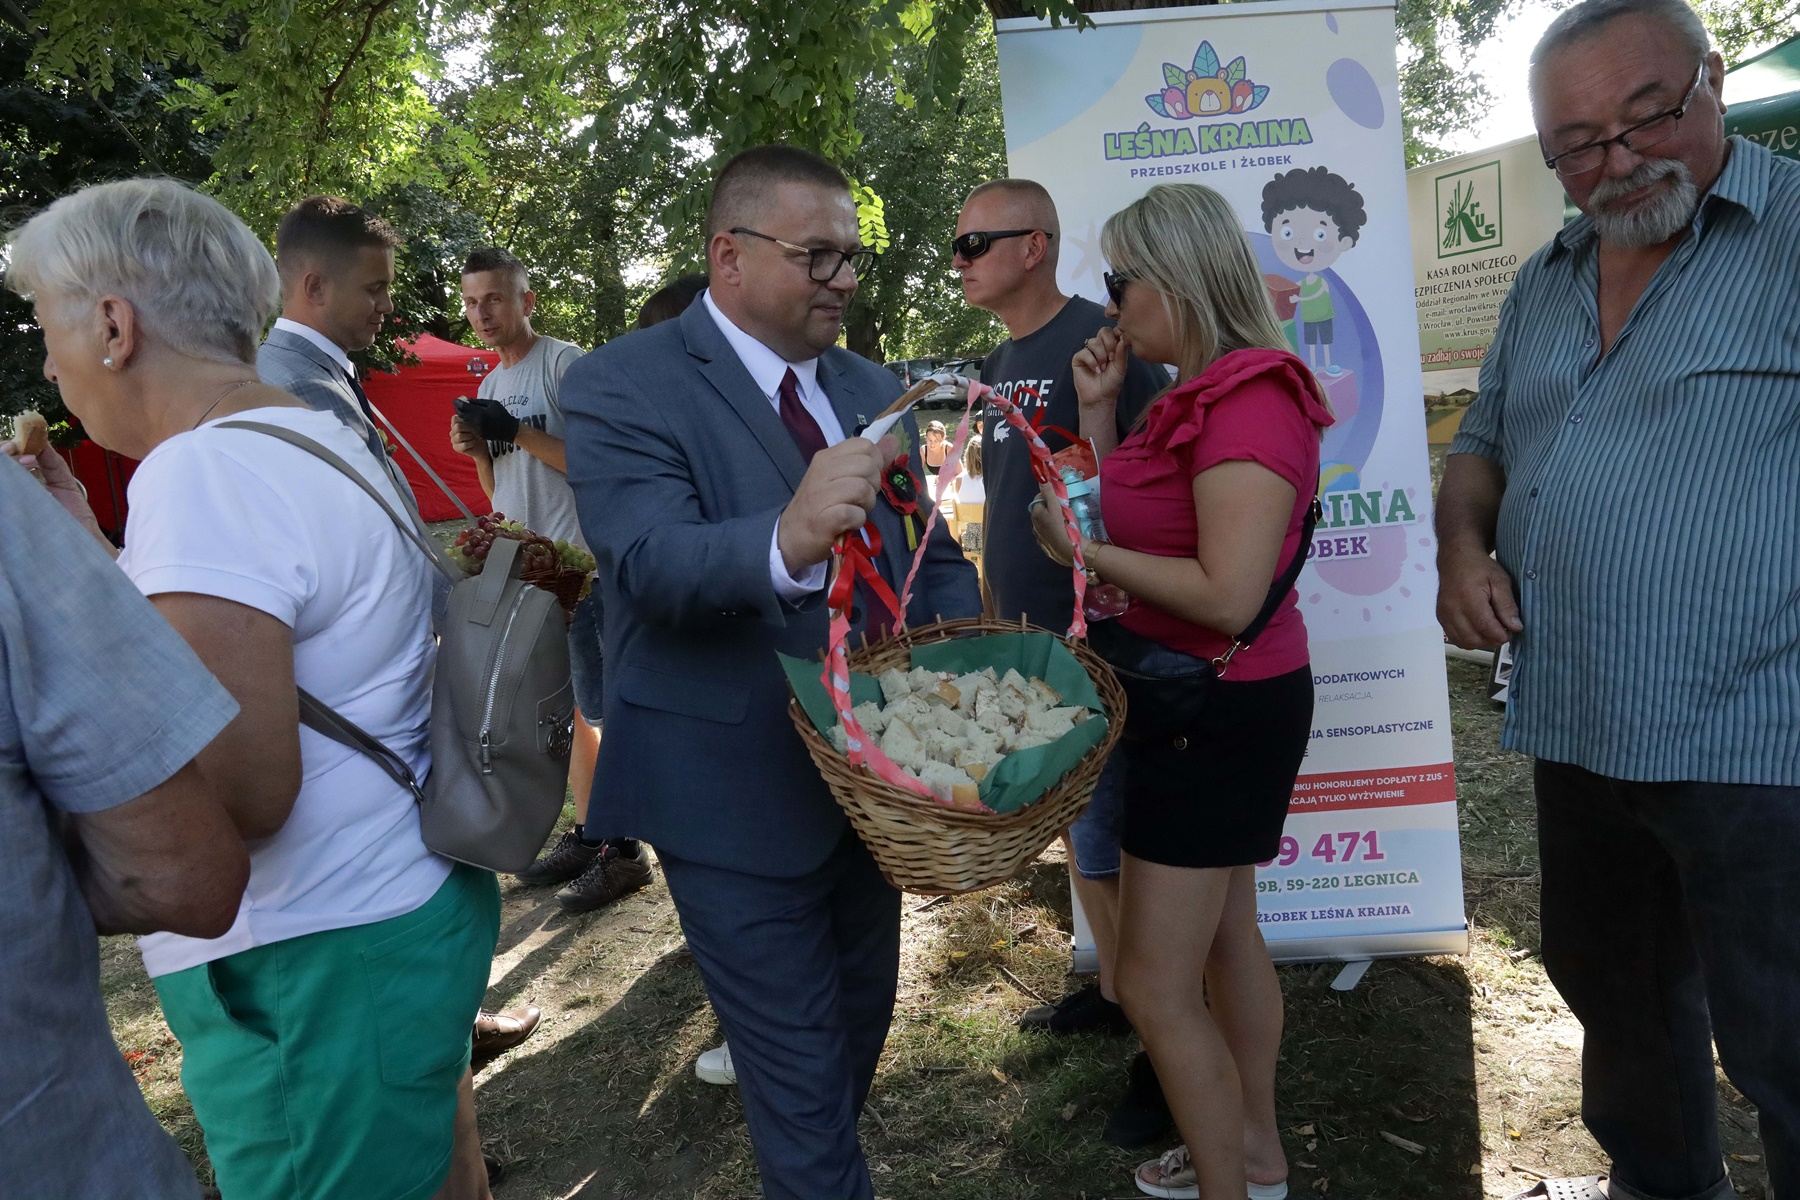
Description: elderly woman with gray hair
xmin=5 ymin=178 xmax=497 ymax=1200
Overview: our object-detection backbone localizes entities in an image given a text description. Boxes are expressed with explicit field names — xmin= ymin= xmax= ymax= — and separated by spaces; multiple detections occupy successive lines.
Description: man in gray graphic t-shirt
xmin=453 ymin=255 xmax=587 ymax=550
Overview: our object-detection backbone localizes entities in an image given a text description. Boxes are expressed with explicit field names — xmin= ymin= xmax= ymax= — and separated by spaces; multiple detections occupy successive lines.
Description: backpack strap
xmin=217 ymin=419 xmax=467 ymax=799
xmin=216 ymin=420 xmax=460 ymax=582
xmin=1234 ymin=494 xmax=1322 ymax=647
xmin=296 ymin=688 xmax=426 ymax=804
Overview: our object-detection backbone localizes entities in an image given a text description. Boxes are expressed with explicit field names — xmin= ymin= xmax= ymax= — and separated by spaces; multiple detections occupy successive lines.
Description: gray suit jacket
xmin=563 ymin=301 xmax=981 ymax=878
xmin=257 ymin=326 xmax=390 ymax=468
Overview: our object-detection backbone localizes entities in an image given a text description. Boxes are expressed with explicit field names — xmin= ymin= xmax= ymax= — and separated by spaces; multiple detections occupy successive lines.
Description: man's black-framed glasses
xmin=1103 ymin=270 xmax=1134 ymax=307
xmin=1542 ymin=63 xmax=1707 ymax=178
xmin=951 ymin=228 xmax=1052 ymax=260
xmin=730 ymin=227 xmax=877 ymax=282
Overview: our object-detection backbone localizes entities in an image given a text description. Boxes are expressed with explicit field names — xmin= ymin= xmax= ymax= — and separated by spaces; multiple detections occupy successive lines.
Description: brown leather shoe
xmin=471 ymin=1004 xmax=541 ymax=1074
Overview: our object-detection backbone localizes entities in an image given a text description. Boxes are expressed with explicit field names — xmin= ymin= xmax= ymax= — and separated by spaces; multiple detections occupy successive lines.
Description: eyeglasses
xmin=730 ymin=227 xmax=877 ymax=282
xmin=1103 ymin=270 xmax=1134 ymax=307
xmin=951 ymin=229 xmax=1051 ymax=260
xmin=1543 ymin=64 xmax=1707 ymax=178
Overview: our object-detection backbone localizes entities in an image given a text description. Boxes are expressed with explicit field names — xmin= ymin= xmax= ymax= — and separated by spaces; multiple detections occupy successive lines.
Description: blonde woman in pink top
xmin=1032 ymin=183 xmax=1331 ymax=1200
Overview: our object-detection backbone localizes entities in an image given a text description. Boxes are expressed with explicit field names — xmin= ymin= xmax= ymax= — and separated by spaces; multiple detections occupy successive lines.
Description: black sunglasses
xmin=952 ymin=228 xmax=1052 ymax=260
xmin=731 ymin=227 xmax=877 ymax=282
xmin=1103 ymin=270 xmax=1134 ymax=306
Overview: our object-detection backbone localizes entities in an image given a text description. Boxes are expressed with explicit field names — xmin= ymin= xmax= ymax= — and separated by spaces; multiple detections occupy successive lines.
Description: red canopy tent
xmin=364 ymin=334 xmax=497 ymax=522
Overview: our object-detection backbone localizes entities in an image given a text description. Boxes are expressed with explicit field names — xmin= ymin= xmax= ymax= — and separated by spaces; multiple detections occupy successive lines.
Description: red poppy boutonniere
xmin=879 ymin=454 xmax=924 ymax=550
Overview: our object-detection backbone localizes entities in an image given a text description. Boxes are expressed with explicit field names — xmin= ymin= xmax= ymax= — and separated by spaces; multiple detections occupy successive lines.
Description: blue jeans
xmin=1535 ymin=760 xmax=1799 ymax=1200
xmin=568 ymin=593 xmax=603 ymax=726
xmin=1067 ymin=754 xmax=1124 ymax=879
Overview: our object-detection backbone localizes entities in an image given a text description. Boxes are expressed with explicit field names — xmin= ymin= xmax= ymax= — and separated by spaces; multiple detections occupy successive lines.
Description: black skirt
xmin=1116 ymin=664 xmax=1313 ymax=869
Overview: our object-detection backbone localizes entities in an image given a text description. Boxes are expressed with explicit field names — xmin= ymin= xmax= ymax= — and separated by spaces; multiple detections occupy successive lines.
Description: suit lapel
xmin=269 ymin=327 xmax=349 ymax=384
xmin=682 ymin=305 xmax=809 ymax=494
xmin=815 ymin=352 xmax=880 ymax=442
xmin=819 ymin=355 xmax=923 ymax=609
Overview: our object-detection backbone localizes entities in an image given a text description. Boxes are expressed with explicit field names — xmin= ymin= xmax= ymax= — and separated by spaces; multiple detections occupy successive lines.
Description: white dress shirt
xmin=701 ymin=290 xmax=845 ymax=600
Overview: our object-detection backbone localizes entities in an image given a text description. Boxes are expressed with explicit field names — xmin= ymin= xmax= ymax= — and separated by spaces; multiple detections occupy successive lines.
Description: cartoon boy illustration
xmin=1261 ymin=166 xmax=1367 ymax=377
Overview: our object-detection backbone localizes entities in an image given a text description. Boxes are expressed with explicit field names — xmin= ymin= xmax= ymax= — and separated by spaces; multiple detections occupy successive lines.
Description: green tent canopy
xmin=1726 ymin=34 xmax=1800 ymax=161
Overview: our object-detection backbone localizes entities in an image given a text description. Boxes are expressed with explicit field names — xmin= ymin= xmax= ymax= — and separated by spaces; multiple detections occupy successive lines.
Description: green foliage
xmin=1394 ymin=0 xmax=1519 ymax=165
xmin=1699 ymin=0 xmax=1800 ymax=63
xmin=6 ymin=0 xmax=1631 ymax=419
xmin=846 ymin=25 xmax=1007 ymax=364
xmin=0 ymin=12 xmax=218 ymax=426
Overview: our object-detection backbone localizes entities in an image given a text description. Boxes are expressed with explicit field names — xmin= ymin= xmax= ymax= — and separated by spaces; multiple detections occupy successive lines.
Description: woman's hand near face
xmin=1072 ymin=326 xmax=1131 ymax=413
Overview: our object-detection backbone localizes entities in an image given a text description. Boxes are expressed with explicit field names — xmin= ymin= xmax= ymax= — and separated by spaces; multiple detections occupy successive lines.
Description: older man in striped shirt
xmin=1438 ymin=3 xmax=1800 ymax=1200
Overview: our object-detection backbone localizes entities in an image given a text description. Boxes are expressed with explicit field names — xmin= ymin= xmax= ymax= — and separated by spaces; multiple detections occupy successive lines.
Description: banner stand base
xmin=1330 ymin=958 xmax=1373 ymax=991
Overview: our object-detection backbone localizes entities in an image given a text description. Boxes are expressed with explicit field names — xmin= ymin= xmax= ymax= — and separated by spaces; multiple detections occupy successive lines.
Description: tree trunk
xmin=846 ymin=301 xmax=885 ymax=363
xmin=588 ymin=203 xmax=629 ymax=347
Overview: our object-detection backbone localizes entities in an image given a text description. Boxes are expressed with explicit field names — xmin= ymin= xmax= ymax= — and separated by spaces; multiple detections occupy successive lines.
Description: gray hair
xmin=1531 ymin=0 xmax=1710 ymax=69
xmin=4 ymin=178 xmax=280 ymax=366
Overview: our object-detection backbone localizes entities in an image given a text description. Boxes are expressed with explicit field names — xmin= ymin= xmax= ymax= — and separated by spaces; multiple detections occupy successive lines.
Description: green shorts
xmin=155 ymin=863 xmax=500 ymax=1200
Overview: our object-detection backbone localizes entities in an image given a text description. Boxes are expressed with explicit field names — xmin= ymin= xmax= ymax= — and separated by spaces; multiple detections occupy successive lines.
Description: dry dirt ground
xmin=101 ymin=656 xmax=1771 ymax=1200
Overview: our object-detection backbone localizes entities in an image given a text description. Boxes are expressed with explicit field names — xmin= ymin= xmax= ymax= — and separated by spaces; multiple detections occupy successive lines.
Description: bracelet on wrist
xmin=1082 ymin=538 xmax=1106 ymax=583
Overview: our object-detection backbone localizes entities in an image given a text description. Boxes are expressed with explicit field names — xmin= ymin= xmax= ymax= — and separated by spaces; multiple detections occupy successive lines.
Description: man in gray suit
xmin=257 ymin=195 xmax=399 ymax=470
xmin=257 ymin=195 xmax=545 ymax=1101
xmin=562 ymin=145 xmax=980 ymax=1200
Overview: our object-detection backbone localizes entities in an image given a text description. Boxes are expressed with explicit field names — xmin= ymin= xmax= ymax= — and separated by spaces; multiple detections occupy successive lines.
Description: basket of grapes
xmin=447 ymin=513 xmax=596 ymax=614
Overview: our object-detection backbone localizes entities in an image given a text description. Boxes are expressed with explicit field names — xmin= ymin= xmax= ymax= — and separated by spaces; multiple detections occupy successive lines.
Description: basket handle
xmin=892 ymin=379 xmax=1089 ymax=640
xmin=816 ymin=379 xmax=1087 ymax=811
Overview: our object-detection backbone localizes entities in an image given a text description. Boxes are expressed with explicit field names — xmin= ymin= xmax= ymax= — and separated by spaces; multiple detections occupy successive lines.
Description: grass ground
xmin=101 ymin=653 xmax=1771 ymax=1199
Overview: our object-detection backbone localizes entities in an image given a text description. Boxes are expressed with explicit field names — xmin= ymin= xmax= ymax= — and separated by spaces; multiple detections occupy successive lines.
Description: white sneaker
xmin=695 ymin=1041 xmax=735 ymax=1085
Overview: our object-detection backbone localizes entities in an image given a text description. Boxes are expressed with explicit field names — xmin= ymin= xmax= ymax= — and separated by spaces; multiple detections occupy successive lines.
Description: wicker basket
xmin=788 ymin=615 xmax=1127 ymax=895
xmin=521 ymin=563 xmax=591 ymax=614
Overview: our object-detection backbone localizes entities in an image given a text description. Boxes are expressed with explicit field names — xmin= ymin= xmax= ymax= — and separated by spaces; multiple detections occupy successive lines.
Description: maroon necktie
xmin=777 ymin=367 xmax=830 ymax=463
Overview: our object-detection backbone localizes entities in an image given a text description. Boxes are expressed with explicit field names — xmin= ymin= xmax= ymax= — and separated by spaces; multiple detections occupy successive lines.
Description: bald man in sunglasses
xmin=953 ymin=178 xmax=1171 ymax=1147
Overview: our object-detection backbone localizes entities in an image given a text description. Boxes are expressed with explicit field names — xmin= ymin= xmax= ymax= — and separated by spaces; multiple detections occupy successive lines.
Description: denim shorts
xmin=1068 ymin=753 xmax=1125 ymax=880
xmin=568 ymin=592 xmax=604 ymax=725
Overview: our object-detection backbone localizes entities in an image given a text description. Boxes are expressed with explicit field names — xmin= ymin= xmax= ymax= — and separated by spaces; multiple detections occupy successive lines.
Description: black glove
xmin=460 ymin=396 xmax=520 ymax=444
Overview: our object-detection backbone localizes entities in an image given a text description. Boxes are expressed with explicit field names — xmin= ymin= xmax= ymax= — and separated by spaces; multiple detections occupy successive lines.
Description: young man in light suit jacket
xmin=257 ymin=196 xmax=400 ymax=473
xmin=257 ymin=194 xmax=543 ymax=1115
xmin=561 ymin=145 xmax=981 ymax=1200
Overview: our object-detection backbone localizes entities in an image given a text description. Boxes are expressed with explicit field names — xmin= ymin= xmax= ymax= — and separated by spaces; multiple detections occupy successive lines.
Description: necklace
xmin=191 ymin=378 xmax=259 ymax=430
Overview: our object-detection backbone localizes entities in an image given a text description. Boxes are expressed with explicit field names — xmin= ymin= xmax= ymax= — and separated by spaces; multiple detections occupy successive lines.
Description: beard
xmin=1587 ymin=158 xmax=1699 ymax=248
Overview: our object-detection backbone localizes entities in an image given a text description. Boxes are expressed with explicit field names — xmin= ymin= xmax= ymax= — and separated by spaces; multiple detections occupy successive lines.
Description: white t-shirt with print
xmin=120 ymin=406 xmax=450 ymax=979
xmin=480 ymin=335 xmax=587 ymax=548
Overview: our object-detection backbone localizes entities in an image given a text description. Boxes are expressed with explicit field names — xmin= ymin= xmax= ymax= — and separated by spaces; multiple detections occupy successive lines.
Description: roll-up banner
xmin=995 ymin=0 xmax=1467 ymax=962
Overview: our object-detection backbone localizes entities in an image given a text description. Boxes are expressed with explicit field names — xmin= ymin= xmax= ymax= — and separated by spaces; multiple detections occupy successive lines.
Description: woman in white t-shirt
xmin=944 ymin=436 xmax=986 ymax=552
xmin=6 ymin=179 xmax=498 ymax=1200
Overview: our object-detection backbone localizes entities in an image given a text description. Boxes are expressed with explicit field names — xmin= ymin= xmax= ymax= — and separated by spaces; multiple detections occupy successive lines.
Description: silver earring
xmin=102 ymin=356 xmax=114 ymax=368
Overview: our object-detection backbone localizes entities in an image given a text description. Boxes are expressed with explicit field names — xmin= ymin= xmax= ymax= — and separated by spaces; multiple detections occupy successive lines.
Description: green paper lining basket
xmin=784 ymin=616 xmax=1127 ymax=895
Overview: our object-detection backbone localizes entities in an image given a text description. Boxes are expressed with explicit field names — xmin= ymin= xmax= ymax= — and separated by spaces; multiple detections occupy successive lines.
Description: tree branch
xmin=307 ymin=0 xmax=398 ymax=185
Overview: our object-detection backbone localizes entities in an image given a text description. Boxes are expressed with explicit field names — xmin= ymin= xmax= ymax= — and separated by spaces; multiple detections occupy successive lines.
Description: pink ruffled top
xmin=1099 ymin=348 xmax=1334 ymax=680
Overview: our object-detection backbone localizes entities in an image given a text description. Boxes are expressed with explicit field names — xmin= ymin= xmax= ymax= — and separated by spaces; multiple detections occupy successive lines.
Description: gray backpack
xmin=221 ymin=421 xmax=574 ymax=873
